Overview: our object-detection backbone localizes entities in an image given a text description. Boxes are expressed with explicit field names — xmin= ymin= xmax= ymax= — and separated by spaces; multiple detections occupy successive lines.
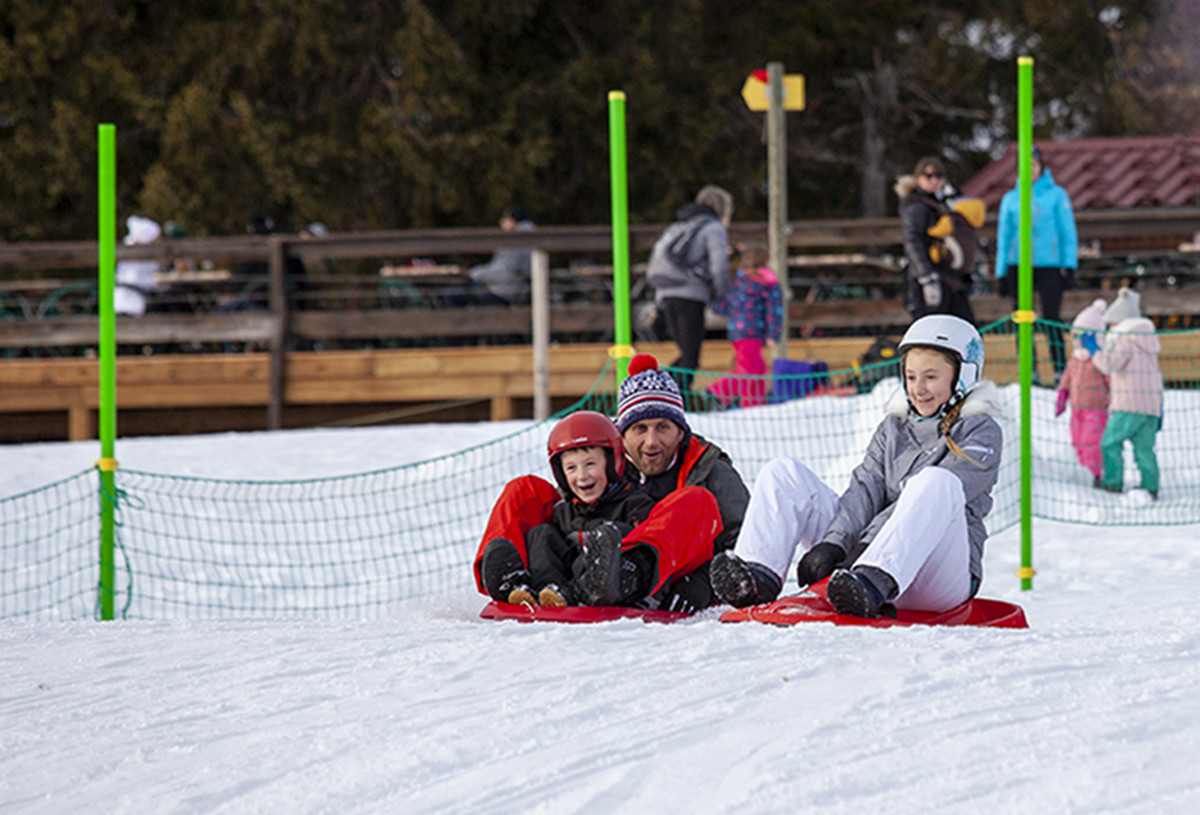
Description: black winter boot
xmin=577 ymin=522 xmax=624 ymax=605
xmin=827 ymin=567 xmax=897 ymax=619
xmin=618 ymin=545 xmax=658 ymax=604
xmin=656 ymin=567 xmax=714 ymax=614
xmin=480 ymin=538 xmax=532 ymax=601
xmin=710 ymin=551 xmax=782 ymax=608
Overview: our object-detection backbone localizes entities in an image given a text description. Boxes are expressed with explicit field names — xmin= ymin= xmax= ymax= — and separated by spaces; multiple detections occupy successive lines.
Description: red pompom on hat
xmin=627 ymin=353 xmax=658 ymax=377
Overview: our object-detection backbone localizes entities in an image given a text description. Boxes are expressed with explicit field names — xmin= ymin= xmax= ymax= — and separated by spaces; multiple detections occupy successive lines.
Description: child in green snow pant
xmin=1099 ymin=411 xmax=1159 ymax=493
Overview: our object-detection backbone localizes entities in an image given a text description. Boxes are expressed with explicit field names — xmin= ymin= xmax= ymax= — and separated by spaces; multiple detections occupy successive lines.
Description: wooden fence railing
xmin=2 ymin=209 xmax=1198 ymax=440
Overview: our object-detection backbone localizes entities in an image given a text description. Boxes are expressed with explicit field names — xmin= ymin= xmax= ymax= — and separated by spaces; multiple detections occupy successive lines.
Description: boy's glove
xmin=796 ymin=542 xmax=845 ymax=587
xmin=1079 ymin=331 xmax=1100 ymax=356
xmin=1060 ymin=267 xmax=1077 ymax=290
xmin=1055 ymin=387 xmax=1069 ymax=417
xmin=917 ymin=273 xmax=942 ymax=308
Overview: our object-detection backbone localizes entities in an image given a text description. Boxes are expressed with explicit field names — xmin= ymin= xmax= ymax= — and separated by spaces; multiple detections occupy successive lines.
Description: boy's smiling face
xmin=559 ymin=446 xmax=609 ymax=503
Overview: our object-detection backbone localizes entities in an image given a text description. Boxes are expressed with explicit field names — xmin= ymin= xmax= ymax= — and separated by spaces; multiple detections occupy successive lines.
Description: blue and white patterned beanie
xmin=615 ymin=354 xmax=689 ymax=433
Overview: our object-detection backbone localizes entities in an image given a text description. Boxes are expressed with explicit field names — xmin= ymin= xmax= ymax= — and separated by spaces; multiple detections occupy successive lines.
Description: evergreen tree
xmin=0 ymin=0 xmax=1192 ymax=242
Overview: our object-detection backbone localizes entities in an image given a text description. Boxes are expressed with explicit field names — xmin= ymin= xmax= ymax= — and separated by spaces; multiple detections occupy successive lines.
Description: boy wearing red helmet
xmin=514 ymin=411 xmax=655 ymax=606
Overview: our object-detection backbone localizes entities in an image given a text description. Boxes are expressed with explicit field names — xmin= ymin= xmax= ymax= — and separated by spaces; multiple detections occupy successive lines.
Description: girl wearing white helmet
xmin=711 ymin=314 xmax=1004 ymax=617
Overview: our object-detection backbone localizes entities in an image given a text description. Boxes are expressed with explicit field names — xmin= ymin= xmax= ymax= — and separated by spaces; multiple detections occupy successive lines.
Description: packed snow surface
xmin=3 ymin=422 xmax=1198 ymax=813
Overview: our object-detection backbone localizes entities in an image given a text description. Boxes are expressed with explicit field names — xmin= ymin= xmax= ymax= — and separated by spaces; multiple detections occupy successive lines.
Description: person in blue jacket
xmin=994 ymin=145 xmax=1079 ymax=381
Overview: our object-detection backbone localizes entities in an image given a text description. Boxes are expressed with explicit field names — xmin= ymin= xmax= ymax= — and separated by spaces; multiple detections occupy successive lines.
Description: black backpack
xmin=850 ymin=336 xmax=901 ymax=393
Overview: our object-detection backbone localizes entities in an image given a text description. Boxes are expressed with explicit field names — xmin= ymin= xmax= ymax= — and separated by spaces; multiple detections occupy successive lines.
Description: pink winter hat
xmin=1072 ymin=298 xmax=1107 ymax=332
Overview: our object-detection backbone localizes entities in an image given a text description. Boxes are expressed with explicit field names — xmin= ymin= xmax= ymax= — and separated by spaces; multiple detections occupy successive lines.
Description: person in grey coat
xmin=710 ymin=314 xmax=1004 ymax=617
xmin=645 ymin=185 xmax=734 ymax=392
xmin=444 ymin=205 xmax=535 ymax=305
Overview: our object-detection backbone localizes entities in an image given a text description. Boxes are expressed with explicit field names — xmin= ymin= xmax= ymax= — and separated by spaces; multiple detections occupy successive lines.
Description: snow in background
xmin=3 ymin=420 xmax=1200 ymax=813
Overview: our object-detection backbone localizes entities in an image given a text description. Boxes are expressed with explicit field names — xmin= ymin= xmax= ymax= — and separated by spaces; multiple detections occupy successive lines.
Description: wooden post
xmin=531 ymin=249 xmax=551 ymax=421
xmin=490 ymin=395 xmax=514 ymax=421
xmin=267 ymin=236 xmax=288 ymax=430
xmin=68 ymin=392 xmax=93 ymax=442
xmin=767 ymin=62 xmax=790 ymax=360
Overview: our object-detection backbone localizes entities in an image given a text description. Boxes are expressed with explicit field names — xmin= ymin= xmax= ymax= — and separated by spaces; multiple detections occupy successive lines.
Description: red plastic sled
xmin=719 ymin=579 xmax=1028 ymax=629
xmin=480 ymin=600 xmax=690 ymax=625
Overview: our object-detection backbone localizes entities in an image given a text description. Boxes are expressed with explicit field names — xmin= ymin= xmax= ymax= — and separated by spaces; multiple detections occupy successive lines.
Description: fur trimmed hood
xmin=885 ymin=379 xmax=1004 ymax=421
xmin=894 ymin=174 xmax=918 ymax=199
xmin=1106 ymin=316 xmax=1160 ymax=354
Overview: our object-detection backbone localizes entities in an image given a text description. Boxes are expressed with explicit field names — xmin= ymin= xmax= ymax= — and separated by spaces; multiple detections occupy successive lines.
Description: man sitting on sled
xmin=474 ymin=354 xmax=750 ymax=614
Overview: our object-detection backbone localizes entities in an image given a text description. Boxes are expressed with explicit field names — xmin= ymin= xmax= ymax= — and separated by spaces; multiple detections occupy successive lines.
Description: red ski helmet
xmin=547 ymin=411 xmax=626 ymax=495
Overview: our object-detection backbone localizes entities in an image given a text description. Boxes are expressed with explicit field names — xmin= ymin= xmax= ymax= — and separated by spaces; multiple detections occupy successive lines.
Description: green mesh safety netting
xmin=2 ymin=318 xmax=1196 ymax=620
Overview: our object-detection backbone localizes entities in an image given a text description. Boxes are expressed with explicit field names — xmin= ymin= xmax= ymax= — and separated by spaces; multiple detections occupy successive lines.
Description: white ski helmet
xmin=897 ymin=315 xmax=985 ymax=401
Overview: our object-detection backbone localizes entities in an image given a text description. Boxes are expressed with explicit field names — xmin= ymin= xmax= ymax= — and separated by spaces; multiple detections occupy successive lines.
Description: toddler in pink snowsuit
xmin=707 ymin=244 xmax=783 ymax=408
xmin=1055 ymin=298 xmax=1110 ymax=483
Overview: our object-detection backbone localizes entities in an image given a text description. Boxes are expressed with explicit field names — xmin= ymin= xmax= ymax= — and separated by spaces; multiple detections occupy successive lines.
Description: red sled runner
xmin=480 ymin=600 xmax=690 ymax=625
xmin=719 ymin=579 xmax=1028 ymax=629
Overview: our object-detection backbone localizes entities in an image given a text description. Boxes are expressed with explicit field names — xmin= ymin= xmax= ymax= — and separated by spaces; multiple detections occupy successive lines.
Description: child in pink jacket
xmin=707 ymin=243 xmax=784 ymax=408
xmin=1056 ymin=298 xmax=1110 ymax=485
xmin=1083 ymin=287 xmax=1164 ymax=498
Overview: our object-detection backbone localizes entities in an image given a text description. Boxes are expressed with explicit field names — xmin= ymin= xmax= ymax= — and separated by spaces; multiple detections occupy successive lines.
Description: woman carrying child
xmin=710 ymin=314 xmax=1004 ymax=617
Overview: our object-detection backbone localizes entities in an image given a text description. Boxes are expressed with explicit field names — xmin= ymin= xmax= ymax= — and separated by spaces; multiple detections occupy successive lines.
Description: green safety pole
xmin=608 ymin=90 xmax=633 ymax=384
xmin=97 ymin=124 xmax=118 ymax=619
xmin=1016 ymin=58 xmax=1035 ymax=590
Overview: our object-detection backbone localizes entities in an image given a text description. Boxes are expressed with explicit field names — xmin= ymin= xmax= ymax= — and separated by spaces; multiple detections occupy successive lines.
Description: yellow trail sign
xmin=741 ymin=72 xmax=805 ymax=112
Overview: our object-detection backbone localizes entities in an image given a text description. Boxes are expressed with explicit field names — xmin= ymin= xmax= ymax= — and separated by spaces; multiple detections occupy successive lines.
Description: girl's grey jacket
xmin=821 ymin=380 xmax=1004 ymax=583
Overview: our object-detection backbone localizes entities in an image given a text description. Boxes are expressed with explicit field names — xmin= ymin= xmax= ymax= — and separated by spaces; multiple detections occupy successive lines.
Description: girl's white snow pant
xmin=730 ymin=458 xmax=839 ymax=581
xmin=855 ymin=467 xmax=972 ymax=612
xmin=733 ymin=458 xmax=972 ymax=612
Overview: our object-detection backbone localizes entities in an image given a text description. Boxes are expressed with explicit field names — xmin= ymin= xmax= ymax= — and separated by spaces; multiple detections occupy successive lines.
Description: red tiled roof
xmin=961 ymin=136 xmax=1200 ymax=211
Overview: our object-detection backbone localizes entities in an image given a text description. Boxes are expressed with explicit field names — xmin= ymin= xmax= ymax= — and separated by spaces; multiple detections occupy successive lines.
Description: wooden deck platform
xmin=0 ymin=337 xmax=881 ymax=443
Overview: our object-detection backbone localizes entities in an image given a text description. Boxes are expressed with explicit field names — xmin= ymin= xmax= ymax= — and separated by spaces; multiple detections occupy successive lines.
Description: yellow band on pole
xmin=608 ymin=344 xmax=635 ymax=359
xmin=1013 ymin=566 xmax=1037 ymax=579
xmin=95 ymin=458 xmax=120 ymax=472
xmin=1012 ymin=309 xmax=1038 ymax=324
